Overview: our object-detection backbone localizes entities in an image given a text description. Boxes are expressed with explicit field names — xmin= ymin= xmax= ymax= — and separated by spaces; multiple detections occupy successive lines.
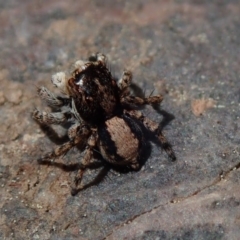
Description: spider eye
xmin=75 ymin=75 xmax=85 ymax=86
xmin=74 ymin=75 xmax=92 ymax=96
xmin=75 ymin=78 xmax=84 ymax=86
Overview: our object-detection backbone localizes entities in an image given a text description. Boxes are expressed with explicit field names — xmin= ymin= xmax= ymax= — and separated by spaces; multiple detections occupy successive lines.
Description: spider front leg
xmin=38 ymin=125 xmax=91 ymax=163
xmin=32 ymin=109 xmax=71 ymax=125
xmin=126 ymin=110 xmax=176 ymax=161
xmin=118 ymin=70 xmax=132 ymax=93
xmin=37 ymin=86 xmax=70 ymax=109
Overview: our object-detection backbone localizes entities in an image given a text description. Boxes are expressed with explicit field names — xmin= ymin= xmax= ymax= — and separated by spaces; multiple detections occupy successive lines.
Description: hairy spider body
xmin=33 ymin=53 xmax=175 ymax=195
xmin=98 ymin=115 xmax=144 ymax=169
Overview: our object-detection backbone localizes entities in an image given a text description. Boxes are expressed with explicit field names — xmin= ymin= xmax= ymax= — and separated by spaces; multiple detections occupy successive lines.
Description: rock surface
xmin=0 ymin=0 xmax=240 ymax=239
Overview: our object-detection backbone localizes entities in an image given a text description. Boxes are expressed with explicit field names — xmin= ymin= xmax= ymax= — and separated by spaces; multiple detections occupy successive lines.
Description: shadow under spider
xmin=37 ymin=123 xmax=69 ymax=145
xmin=39 ymin=158 xmax=111 ymax=194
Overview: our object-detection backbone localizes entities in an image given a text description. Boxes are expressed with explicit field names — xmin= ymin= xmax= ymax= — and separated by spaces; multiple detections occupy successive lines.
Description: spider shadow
xmin=37 ymin=123 xmax=69 ymax=145
xmin=39 ymin=157 xmax=111 ymax=195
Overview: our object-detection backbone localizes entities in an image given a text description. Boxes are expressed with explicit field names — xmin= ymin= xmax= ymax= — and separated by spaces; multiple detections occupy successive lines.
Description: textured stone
xmin=0 ymin=0 xmax=239 ymax=239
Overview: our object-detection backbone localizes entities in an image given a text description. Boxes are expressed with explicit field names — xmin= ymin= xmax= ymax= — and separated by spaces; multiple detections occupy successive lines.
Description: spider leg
xmin=71 ymin=164 xmax=110 ymax=196
xmin=38 ymin=125 xmax=91 ymax=162
xmin=51 ymin=71 xmax=69 ymax=94
xmin=71 ymin=147 xmax=93 ymax=195
xmin=126 ymin=110 xmax=176 ymax=161
xmin=121 ymin=95 xmax=163 ymax=108
xmin=32 ymin=109 xmax=71 ymax=125
xmin=67 ymin=122 xmax=81 ymax=139
xmin=37 ymin=86 xmax=70 ymax=108
xmin=118 ymin=70 xmax=132 ymax=92
xmin=32 ymin=108 xmax=75 ymax=145
xmin=71 ymin=133 xmax=98 ymax=195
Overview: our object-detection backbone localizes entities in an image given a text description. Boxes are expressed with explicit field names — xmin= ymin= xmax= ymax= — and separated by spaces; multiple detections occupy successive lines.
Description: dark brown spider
xmin=32 ymin=53 xmax=176 ymax=195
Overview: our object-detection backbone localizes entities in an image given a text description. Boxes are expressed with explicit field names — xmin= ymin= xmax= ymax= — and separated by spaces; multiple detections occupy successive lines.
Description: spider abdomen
xmin=98 ymin=116 xmax=144 ymax=169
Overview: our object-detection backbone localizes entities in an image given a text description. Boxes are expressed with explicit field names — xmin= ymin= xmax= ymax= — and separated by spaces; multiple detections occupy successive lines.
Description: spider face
xmin=33 ymin=52 xmax=176 ymax=195
xmin=67 ymin=60 xmax=120 ymax=124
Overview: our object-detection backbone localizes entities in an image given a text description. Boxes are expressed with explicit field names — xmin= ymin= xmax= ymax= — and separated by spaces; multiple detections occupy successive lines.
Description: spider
xmin=32 ymin=53 xmax=176 ymax=195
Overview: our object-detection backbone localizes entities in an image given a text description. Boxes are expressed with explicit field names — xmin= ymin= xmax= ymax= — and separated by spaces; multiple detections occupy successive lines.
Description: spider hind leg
xmin=126 ymin=110 xmax=176 ymax=161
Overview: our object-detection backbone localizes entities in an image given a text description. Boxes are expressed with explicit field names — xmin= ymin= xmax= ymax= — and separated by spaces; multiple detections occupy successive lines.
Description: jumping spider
xmin=33 ymin=53 xmax=176 ymax=195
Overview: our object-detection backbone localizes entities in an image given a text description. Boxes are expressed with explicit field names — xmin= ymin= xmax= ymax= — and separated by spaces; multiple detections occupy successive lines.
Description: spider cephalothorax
xmin=33 ymin=53 xmax=176 ymax=195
